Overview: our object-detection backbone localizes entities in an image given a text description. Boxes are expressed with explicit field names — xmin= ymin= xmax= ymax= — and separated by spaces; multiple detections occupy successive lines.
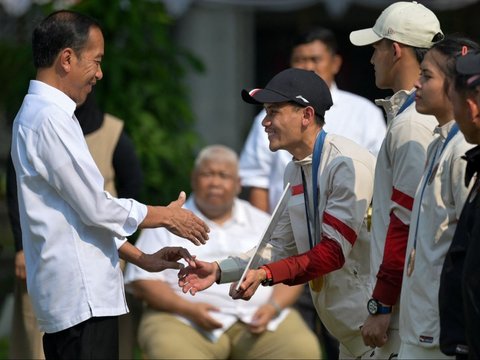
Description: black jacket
xmin=439 ymin=145 xmax=480 ymax=358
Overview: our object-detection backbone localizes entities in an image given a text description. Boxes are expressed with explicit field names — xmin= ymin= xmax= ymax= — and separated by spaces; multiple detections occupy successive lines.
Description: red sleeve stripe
xmin=291 ymin=184 xmax=304 ymax=196
xmin=323 ymin=212 xmax=357 ymax=246
xmin=391 ymin=188 xmax=414 ymax=211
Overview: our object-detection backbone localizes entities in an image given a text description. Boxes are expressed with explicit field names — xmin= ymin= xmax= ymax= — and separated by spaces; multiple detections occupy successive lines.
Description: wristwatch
xmin=367 ymin=298 xmax=392 ymax=315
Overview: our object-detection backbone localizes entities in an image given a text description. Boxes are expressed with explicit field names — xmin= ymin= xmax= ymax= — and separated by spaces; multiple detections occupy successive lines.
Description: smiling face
xmin=262 ymin=102 xmax=306 ymax=155
xmin=192 ymin=158 xmax=241 ymax=222
xmin=415 ymin=50 xmax=453 ymax=125
xmin=66 ymin=26 xmax=104 ymax=105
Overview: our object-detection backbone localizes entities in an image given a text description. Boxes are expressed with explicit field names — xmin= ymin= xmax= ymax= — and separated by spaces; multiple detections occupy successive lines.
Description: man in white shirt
xmin=124 ymin=145 xmax=321 ymax=359
xmin=240 ymin=27 xmax=386 ymax=213
xmin=10 ymin=10 xmax=209 ymax=359
xmin=349 ymin=2 xmax=443 ymax=358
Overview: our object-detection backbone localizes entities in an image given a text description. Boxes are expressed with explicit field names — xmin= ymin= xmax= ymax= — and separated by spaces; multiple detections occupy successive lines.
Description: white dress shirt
xmin=239 ymin=83 xmax=386 ymax=212
xmin=11 ymin=80 xmax=147 ymax=333
xmin=124 ymin=197 xmax=289 ymax=342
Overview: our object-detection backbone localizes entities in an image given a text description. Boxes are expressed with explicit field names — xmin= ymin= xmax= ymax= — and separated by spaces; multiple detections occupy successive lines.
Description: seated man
xmin=124 ymin=145 xmax=321 ymax=359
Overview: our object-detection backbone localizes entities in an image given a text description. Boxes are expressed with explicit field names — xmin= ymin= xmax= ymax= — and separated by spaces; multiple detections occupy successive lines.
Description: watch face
xmin=367 ymin=299 xmax=378 ymax=315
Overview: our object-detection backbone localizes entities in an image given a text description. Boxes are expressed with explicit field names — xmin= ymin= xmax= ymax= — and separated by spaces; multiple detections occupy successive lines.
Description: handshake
xmin=177 ymin=258 xmax=268 ymax=301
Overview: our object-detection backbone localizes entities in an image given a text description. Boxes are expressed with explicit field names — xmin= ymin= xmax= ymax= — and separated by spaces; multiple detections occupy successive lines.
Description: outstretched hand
xmin=141 ymin=246 xmax=196 ymax=273
xmin=178 ymin=259 xmax=220 ymax=295
xmin=166 ymin=191 xmax=210 ymax=245
xmin=229 ymin=268 xmax=264 ymax=300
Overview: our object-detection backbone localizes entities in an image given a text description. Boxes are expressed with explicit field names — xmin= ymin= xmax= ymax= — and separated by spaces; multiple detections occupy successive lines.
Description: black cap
xmin=241 ymin=68 xmax=333 ymax=117
xmin=457 ymin=51 xmax=480 ymax=87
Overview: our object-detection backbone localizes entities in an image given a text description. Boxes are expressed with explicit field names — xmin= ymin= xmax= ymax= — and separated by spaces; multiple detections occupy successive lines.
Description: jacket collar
xmin=463 ymin=145 xmax=480 ymax=187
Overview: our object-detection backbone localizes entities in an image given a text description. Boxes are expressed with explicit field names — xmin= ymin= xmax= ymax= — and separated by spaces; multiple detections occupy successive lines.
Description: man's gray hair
xmin=194 ymin=145 xmax=238 ymax=170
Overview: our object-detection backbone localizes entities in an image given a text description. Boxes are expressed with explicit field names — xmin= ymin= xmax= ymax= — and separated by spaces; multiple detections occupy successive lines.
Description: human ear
xmin=467 ymin=97 xmax=480 ymax=127
xmin=235 ymin=177 xmax=241 ymax=195
xmin=331 ymin=54 xmax=342 ymax=76
xmin=59 ymin=48 xmax=74 ymax=72
xmin=302 ymin=106 xmax=315 ymax=126
xmin=392 ymin=42 xmax=402 ymax=60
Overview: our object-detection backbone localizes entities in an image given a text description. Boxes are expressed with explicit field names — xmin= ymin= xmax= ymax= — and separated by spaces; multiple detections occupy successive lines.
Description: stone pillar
xmin=175 ymin=3 xmax=256 ymax=152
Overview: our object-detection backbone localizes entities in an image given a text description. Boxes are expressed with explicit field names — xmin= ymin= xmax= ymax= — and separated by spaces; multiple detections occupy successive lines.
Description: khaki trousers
xmin=9 ymin=278 xmax=45 ymax=360
xmin=138 ymin=308 xmax=322 ymax=359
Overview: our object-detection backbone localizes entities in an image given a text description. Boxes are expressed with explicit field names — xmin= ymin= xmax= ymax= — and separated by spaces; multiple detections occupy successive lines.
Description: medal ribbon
xmin=397 ymin=91 xmax=416 ymax=116
xmin=408 ymin=123 xmax=459 ymax=274
xmin=300 ymin=129 xmax=327 ymax=250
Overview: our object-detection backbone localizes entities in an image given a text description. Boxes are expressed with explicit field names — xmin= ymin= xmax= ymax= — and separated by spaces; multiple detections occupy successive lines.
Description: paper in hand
xmin=235 ymin=183 xmax=291 ymax=291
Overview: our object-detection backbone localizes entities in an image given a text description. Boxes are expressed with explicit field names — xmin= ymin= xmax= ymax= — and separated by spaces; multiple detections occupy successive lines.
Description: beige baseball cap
xmin=349 ymin=1 xmax=443 ymax=48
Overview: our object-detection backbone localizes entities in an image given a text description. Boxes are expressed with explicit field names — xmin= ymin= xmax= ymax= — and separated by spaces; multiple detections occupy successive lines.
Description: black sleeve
xmin=6 ymin=155 xmax=23 ymax=252
xmin=112 ymin=131 xmax=144 ymax=200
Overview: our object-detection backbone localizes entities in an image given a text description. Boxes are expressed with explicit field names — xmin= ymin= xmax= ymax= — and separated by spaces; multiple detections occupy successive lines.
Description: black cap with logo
xmin=457 ymin=51 xmax=480 ymax=88
xmin=241 ymin=68 xmax=333 ymax=117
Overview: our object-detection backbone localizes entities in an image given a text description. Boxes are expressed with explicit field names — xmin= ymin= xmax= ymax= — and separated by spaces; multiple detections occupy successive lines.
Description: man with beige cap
xmin=350 ymin=2 xmax=443 ymax=358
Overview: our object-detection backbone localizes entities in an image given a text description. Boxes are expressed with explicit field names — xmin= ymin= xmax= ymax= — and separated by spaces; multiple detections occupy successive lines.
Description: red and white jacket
xmin=371 ymin=89 xmax=438 ymax=316
xmin=219 ymin=133 xmax=375 ymax=357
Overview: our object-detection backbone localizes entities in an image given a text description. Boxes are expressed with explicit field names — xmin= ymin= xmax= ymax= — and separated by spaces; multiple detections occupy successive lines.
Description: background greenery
xmin=0 ymin=1 xmax=203 ymax=355
xmin=0 ymin=0 xmax=204 ymax=205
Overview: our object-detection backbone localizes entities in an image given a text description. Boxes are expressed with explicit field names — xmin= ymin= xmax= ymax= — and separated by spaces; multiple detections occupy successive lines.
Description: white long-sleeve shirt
xmin=11 ymin=80 xmax=147 ymax=333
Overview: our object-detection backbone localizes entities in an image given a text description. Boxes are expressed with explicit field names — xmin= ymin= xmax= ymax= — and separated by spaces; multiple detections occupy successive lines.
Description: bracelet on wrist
xmin=259 ymin=265 xmax=273 ymax=286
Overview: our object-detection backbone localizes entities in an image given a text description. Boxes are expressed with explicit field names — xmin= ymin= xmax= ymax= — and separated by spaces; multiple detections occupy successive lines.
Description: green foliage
xmin=0 ymin=336 xmax=8 ymax=359
xmin=0 ymin=0 xmax=204 ymax=205
xmin=0 ymin=30 xmax=34 ymax=120
xmin=73 ymin=0 xmax=204 ymax=204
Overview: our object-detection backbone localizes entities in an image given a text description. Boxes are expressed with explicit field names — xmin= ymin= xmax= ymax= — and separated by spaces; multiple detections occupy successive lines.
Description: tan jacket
xmin=220 ymin=134 xmax=375 ymax=356
xmin=85 ymin=113 xmax=123 ymax=196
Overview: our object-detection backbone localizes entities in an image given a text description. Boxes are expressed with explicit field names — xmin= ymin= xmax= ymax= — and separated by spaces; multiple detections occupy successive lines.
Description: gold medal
xmin=309 ymin=276 xmax=324 ymax=292
xmin=407 ymin=248 xmax=416 ymax=277
xmin=366 ymin=205 xmax=373 ymax=232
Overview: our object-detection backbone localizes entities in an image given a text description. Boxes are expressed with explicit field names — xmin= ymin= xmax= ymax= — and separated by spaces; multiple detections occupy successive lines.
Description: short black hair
xmin=290 ymin=102 xmax=325 ymax=126
xmin=291 ymin=27 xmax=338 ymax=55
xmin=32 ymin=10 xmax=101 ymax=69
